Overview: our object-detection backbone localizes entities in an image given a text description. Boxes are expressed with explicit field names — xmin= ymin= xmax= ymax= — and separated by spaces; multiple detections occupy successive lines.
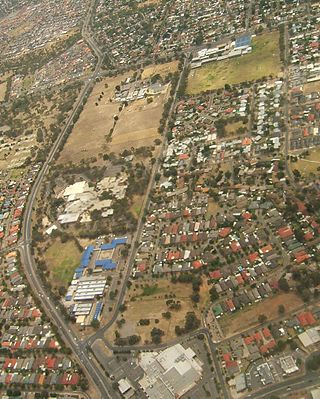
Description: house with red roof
xmin=294 ymin=250 xmax=310 ymax=264
xmin=248 ymin=252 xmax=259 ymax=263
xmin=219 ymin=227 xmax=232 ymax=238
xmin=262 ymin=327 xmax=272 ymax=339
xmin=209 ymin=270 xmax=222 ymax=280
xmin=260 ymin=244 xmax=272 ymax=254
xmin=278 ymin=226 xmax=293 ymax=239
xmin=230 ymin=240 xmax=241 ymax=253
xmin=297 ymin=311 xmax=316 ymax=327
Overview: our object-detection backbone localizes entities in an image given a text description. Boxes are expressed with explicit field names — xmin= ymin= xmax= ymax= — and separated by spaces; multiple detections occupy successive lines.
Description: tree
xmin=258 ymin=314 xmax=267 ymax=324
xmin=91 ymin=319 xmax=100 ymax=329
xmin=278 ymin=304 xmax=285 ymax=315
xmin=151 ymin=327 xmax=164 ymax=344
xmin=278 ymin=277 xmax=290 ymax=292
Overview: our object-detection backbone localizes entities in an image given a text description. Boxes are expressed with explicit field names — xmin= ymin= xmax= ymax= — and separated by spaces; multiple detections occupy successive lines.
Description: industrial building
xmin=138 ymin=343 xmax=203 ymax=398
xmin=63 ymin=237 xmax=128 ymax=325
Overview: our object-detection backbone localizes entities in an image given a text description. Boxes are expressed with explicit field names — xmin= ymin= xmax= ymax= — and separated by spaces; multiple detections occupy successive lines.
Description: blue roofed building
xmin=235 ymin=35 xmax=251 ymax=49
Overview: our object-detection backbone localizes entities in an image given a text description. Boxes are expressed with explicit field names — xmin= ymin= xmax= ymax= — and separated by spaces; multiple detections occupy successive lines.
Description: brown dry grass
xmin=141 ymin=60 xmax=179 ymax=80
xmin=138 ymin=0 xmax=160 ymax=7
xmin=302 ymin=80 xmax=320 ymax=95
xmin=0 ymin=80 xmax=7 ymax=101
xmin=58 ymin=73 xmax=131 ymax=164
xmin=59 ymin=73 xmax=166 ymax=162
xmin=110 ymin=93 xmax=166 ymax=153
xmin=225 ymin=121 xmax=247 ymax=137
xmin=220 ymin=292 xmax=304 ymax=337
xmin=292 ymin=148 xmax=320 ymax=177
xmin=207 ymin=199 xmax=219 ymax=216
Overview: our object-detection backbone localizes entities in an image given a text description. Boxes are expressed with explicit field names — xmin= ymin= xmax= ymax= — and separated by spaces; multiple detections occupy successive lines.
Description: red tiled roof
xmin=304 ymin=231 xmax=314 ymax=241
xmin=192 ymin=260 xmax=203 ymax=269
xmin=278 ymin=226 xmax=293 ymax=239
xmin=297 ymin=311 xmax=316 ymax=327
xmin=242 ymin=211 xmax=252 ymax=220
xmin=260 ymin=244 xmax=272 ymax=254
xmin=248 ymin=252 xmax=259 ymax=263
xmin=294 ymin=251 xmax=310 ymax=264
xmin=253 ymin=332 xmax=263 ymax=342
xmin=230 ymin=240 xmax=241 ymax=253
xmin=222 ymin=353 xmax=231 ymax=362
xmin=209 ymin=270 xmax=222 ymax=280
xmin=262 ymin=327 xmax=272 ymax=339
xmin=219 ymin=227 xmax=232 ymax=238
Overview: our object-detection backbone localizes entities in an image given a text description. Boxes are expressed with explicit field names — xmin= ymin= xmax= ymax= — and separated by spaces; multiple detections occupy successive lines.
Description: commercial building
xmin=138 ymin=344 xmax=203 ymax=398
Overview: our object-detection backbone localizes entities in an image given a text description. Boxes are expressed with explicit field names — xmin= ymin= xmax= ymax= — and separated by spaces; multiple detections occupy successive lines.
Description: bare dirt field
xmin=106 ymin=278 xmax=210 ymax=344
xmin=220 ymin=292 xmax=304 ymax=337
xmin=142 ymin=60 xmax=179 ymax=80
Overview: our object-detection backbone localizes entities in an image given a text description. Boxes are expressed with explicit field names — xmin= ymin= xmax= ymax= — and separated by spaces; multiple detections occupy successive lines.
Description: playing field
xmin=220 ymin=292 xmax=304 ymax=337
xmin=44 ymin=238 xmax=81 ymax=286
xmin=187 ymin=31 xmax=281 ymax=94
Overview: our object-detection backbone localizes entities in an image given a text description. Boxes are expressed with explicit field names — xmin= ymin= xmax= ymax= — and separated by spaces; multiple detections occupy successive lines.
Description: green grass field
xmin=187 ymin=31 xmax=281 ymax=94
xmin=44 ymin=239 xmax=81 ymax=286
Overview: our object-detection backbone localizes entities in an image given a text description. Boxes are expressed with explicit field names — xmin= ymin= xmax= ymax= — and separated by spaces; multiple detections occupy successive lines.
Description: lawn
xmin=130 ymin=195 xmax=144 ymax=218
xmin=44 ymin=238 xmax=81 ymax=286
xmin=187 ymin=31 xmax=281 ymax=94
xmin=220 ymin=292 xmax=304 ymax=337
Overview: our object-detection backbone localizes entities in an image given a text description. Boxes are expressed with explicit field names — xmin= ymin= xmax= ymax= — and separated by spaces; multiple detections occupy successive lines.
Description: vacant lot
xmin=303 ymin=81 xmax=320 ymax=95
xmin=0 ymin=80 xmax=7 ymax=101
xmin=110 ymin=94 xmax=165 ymax=153
xmin=187 ymin=32 xmax=281 ymax=94
xmin=292 ymin=148 xmax=320 ymax=177
xmin=220 ymin=292 xmax=304 ymax=337
xmin=59 ymin=73 xmax=166 ymax=163
xmin=107 ymin=278 xmax=210 ymax=344
xmin=58 ymin=74 xmax=130 ymax=164
xmin=44 ymin=238 xmax=81 ymax=287
xmin=225 ymin=120 xmax=248 ymax=137
xmin=142 ymin=60 xmax=179 ymax=80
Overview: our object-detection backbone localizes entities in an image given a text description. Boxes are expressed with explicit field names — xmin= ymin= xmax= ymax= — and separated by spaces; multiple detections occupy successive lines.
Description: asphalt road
xmin=85 ymin=57 xmax=190 ymax=348
xmin=244 ymin=370 xmax=320 ymax=399
xmin=17 ymin=0 xmax=115 ymax=397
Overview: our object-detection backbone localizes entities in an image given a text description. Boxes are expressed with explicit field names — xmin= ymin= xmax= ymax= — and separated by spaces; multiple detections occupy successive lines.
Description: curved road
xmin=18 ymin=1 xmax=115 ymax=398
